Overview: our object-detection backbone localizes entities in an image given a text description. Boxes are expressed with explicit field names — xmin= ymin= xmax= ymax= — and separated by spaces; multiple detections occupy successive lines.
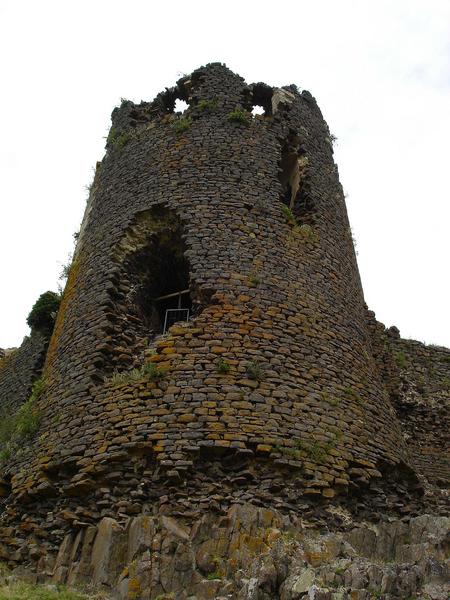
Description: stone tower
xmin=1 ymin=64 xmax=448 ymax=598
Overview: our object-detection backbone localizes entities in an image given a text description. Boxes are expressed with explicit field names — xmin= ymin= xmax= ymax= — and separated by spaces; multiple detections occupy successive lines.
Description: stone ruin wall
xmin=0 ymin=334 xmax=47 ymax=416
xmin=0 ymin=65 xmax=448 ymax=588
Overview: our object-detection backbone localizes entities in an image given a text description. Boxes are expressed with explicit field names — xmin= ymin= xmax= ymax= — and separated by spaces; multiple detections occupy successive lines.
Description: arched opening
xmin=279 ymin=149 xmax=302 ymax=209
xmin=249 ymin=82 xmax=273 ymax=116
xmin=150 ymin=77 xmax=192 ymax=115
xmin=278 ymin=136 xmax=312 ymax=222
xmin=116 ymin=207 xmax=194 ymax=340
xmin=127 ymin=225 xmax=192 ymax=335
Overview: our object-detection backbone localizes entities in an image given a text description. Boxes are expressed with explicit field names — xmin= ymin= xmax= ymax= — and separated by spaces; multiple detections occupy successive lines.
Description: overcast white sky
xmin=0 ymin=0 xmax=449 ymax=349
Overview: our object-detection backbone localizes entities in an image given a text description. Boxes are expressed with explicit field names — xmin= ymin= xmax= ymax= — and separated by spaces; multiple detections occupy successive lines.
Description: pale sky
xmin=0 ymin=0 xmax=449 ymax=349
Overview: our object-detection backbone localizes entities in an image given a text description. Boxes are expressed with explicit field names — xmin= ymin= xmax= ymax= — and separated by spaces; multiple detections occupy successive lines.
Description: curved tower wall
xmin=6 ymin=64 xmax=414 ymax=503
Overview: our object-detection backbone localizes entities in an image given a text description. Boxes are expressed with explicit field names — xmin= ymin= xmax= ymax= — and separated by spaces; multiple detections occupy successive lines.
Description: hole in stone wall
xmin=279 ymin=149 xmax=301 ymax=209
xmin=278 ymin=136 xmax=312 ymax=222
xmin=250 ymin=82 xmax=273 ymax=116
xmin=251 ymin=105 xmax=265 ymax=116
xmin=151 ymin=80 xmax=191 ymax=115
xmin=174 ymin=98 xmax=189 ymax=113
xmin=126 ymin=221 xmax=192 ymax=336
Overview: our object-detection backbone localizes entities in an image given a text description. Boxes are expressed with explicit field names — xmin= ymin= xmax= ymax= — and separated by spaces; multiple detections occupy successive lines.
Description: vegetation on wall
xmin=109 ymin=363 xmax=167 ymax=386
xmin=197 ymin=98 xmax=217 ymax=111
xmin=26 ymin=291 xmax=61 ymax=337
xmin=227 ymin=108 xmax=251 ymax=124
xmin=0 ymin=378 xmax=45 ymax=462
xmin=171 ymin=116 xmax=193 ymax=133
xmin=282 ymin=205 xmax=319 ymax=243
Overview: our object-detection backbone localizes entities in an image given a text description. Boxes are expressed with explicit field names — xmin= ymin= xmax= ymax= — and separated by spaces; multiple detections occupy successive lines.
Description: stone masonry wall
xmin=0 ymin=334 xmax=47 ymax=416
xmin=0 ymin=65 xmax=448 ymax=577
xmin=366 ymin=313 xmax=449 ymax=512
xmin=4 ymin=64 xmax=414 ymax=497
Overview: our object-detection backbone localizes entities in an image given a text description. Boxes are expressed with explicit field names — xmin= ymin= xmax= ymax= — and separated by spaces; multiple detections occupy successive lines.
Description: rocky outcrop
xmin=24 ymin=504 xmax=447 ymax=599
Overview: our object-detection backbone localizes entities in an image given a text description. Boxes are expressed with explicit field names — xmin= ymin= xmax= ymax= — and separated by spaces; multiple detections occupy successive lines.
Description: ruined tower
xmin=0 ymin=64 xmax=448 ymax=598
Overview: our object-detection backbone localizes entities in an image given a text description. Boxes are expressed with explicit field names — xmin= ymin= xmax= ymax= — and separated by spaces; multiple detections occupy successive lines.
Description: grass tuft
xmin=109 ymin=363 xmax=167 ymax=386
xmin=227 ymin=108 xmax=250 ymax=124
xmin=171 ymin=117 xmax=192 ymax=134
xmin=216 ymin=358 xmax=231 ymax=374
xmin=246 ymin=361 xmax=265 ymax=381
xmin=0 ymin=580 xmax=104 ymax=600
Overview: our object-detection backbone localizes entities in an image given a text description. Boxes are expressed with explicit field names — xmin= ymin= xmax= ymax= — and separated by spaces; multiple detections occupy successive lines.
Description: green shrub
xmin=216 ymin=358 xmax=230 ymax=374
xmin=27 ymin=291 xmax=61 ymax=336
xmin=0 ymin=416 xmax=15 ymax=446
xmin=394 ymin=350 xmax=408 ymax=369
xmin=142 ymin=362 xmax=167 ymax=381
xmin=110 ymin=363 xmax=167 ymax=386
xmin=198 ymin=99 xmax=217 ymax=111
xmin=343 ymin=386 xmax=363 ymax=404
xmin=248 ymin=272 xmax=261 ymax=287
xmin=227 ymin=108 xmax=250 ymax=124
xmin=246 ymin=361 xmax=265 ymax=381
xmin=206 ymin=571 xmax=221 ymax=581
xmin=321 ymin=391 xmax=339 ymax=406
xmin=0 ymin=378 xmax=45 ymax=462
xmin=107 ymin=127 xmax=133 ymax=149
xmin=0 ymin=446 xmax=11 ymax=463
xmin=296 ymin=436 xmax=337 ymax=464
xmin=106 ymin=127 xmax=120 ymax=145
xmin=281 ymin=204 xmax=296 ymax=225
xmin=277 ymin=445 xmax=302 ymax=460
xmin=115 ymin=132 xmax=132 ymax=148
xmin=292 ymin=224 xmax=319 ymax=243
xmin=172 ymin=117 xmax=192 ymax=133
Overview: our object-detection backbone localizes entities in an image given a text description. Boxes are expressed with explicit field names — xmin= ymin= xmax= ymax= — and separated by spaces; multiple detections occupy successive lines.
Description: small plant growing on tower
xmin=0 ymin=445 xmax=12 ymax=463
xmin=106 ymin=127 xmax=120 ymax=145
xmin=321 ymin=391 xmax=340 ymax=406
xmin=343 ymin=386 xmax=364 ymax=405
xmin=198 ymin=98 xmax=217 ymax=111
xmin=393 ymin=350 xmax=408 ymax=369
xmin=246 ymin=360 xmax=265 ymax=381
xmin=142 ymin=362 xmax=167 ymax=380
xmin=296 ymin=435 xmax=338 ymax=464
xmin=107 ymin=127 xmax=133 ymax=149
xmin=115 ymin=132 xmax=132 ymax=149
xmin=227 ymin=108 xmax=251 ymax=124
xmin=216 ymin=358 xmax=231 ymax=374
xmin=281 ymin=204 xmax=296 ymax=225
xmin=292 ymin=224 xmax=319 ymax=243
xmin=248 ymin=272 xmax=261 ymax=287
xmin=172 ymin=116 xmax=192 ymax=133
xmin=109 ymin=362 xmax=167 ymax=386
xmin=59 ymin=253 xmax=74 ymax=283
xmin=0 ymin=377 xmax=45 ymax=462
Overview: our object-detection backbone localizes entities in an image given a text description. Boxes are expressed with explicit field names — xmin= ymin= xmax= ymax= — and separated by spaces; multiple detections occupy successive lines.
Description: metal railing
xmin=163 ymin=308 xmax=190 ymax=334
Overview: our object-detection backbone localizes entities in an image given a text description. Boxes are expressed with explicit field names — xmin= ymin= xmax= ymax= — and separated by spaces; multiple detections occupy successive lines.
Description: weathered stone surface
xmin=43 ymin=504 xmax=450 ymax=599
xmin=0 ymin=333 xmax=47 ymax=415
xmin=0 ymin=63 xmax=449 ymax=599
